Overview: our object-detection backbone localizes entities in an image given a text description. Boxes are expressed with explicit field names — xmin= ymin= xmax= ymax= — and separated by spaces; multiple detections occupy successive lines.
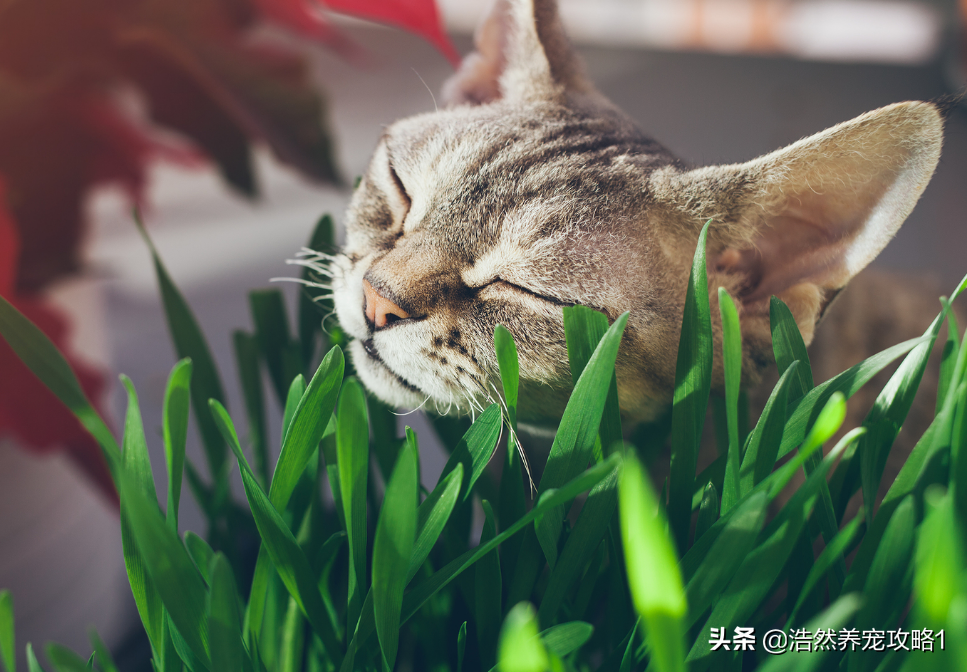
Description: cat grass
xmin=0 ymin=213 xmax=965 ymax=671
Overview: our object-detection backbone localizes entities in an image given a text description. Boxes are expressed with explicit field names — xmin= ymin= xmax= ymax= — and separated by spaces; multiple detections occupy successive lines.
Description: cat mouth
xmin=360 ymin=338 xmax=422 ymax=394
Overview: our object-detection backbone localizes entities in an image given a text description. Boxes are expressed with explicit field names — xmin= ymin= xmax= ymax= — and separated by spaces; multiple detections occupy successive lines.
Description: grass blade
xmin=475 ymin=501 xmax=502 ymax=670
xmin=539 ymin=460 xmax=619 ymax=625
xmin=373 ymin=434 xmax=418 ymax=670
xmin=117 ymin=467 xmax=210 ymax=670
xmin=788 ymin=515 xmax=863 ymax=626
xmin=0 ymin=295 xmax=119 ymax=475
xmin=497 ymin=603 xmax=549 ymax=672
xmin=408 ymin=464 xmax=464 ymax=583
xmin=211 ymin=400 xmax=343 ymax=666
xmin=758 ymin=594 xmax=862 ymax=672
xmin=298 ymin=213 xmax=336 ymax=366
xmin=438 ymin=404 xmax=502 ymax=500
xmin=536 ymin=312 xmax=630 ymax=566
xmin=45 ymin=645 xmax=88 ymax=672
xmin=136 ymin=214 xmax=226 ymax=480
xmin=89 ymin=630 xmax=119 ymax=672
xmin=233 ymin=331 xmax=269 ymax=486
xmin=718 ymin=288 xmax=742 ymax=514
xmin=119 ymin=375 xmax=164 ymax=652
xmin=208 ymin=553 xmax=246 ymax=672
xmin=281 ymin=375 xmax=306 ymax=447
xmin=937 ymin=297 xmax=960 ymax=414
xmin=683 ymin=491 xmax=769 ymax=629
xmin=739 ymin=362 xmax=798 ymax=493
xmin=495 ymin=324 xmax=527 ymax=559
xmin=770 ymin=296 xmax=814 ymax=393
xmin=695 ymin=481 xmax=719 ymax=542
xmin=185 ymin=532 xmax=215 ymax=587
xmin=619 ymin=453 xmax=686 ymax=672
xmin=860 ymin=309 xmax=948 ymax=526
xmin=540 ymin=621 xmax=593 ymax=658
xmin=563 ymin=305 xmax=622 ymax=456
xmin=250 ymin=289 xmax=300 ymax=406
xmin=0 ymin=591 xmax=13 ymax=672
xmin=336 ymin=377 xmax=369 ymax=637
xmin=457 ymin=622 xmax=467 ymax=672
xmin=668 ymin=221 xmax=713 ymax=553
xmin=271 ymin=347 xmax=345 ymax=512
xmin=853 ymin=496 xmax=916 ymax=672
xmin=163 ymin=359 xmax=192 ymax=529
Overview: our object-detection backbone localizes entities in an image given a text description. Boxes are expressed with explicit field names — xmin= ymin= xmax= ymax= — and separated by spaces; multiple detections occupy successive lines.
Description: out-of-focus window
xmin=439 ymin=0 xmax=956 ymax=64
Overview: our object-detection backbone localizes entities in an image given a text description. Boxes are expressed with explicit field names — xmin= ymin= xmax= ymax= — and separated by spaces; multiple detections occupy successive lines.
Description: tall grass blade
xmin=540 ymin=621 xmax=593 ymax=658
xmin=212 ymin=400 xmax=343 ymax=666
xmin=272 ymin=347 xmax=344 ymax=512
xmin=539 ymin=462 xmax=619 ymax=625
xmin=250 ymin=290 xmax=299 ymax=405
xmin=770 ymin=296 xmax=814 ymax=393
xmin=788 ymin=515 xmax=863 ymax=626
xmin=852 ymin=496 xmax=916 ymax=672
xmin=0 ymin=295 xmax=120 ymax=475
xmin=619 ymin=453 xmax=686 ymax=672
xmin=438 ymin=404 xmax=502 ymax=500
xmin=683 ymin=491 xmax=768 ymax=629
xmin=298 ymin=213 xmax=336 ymax=366
xmin=668 ymin=221 xmax=713 ymax=552
xmin=695 ymin=481 xmax=720 ymax=542
xmin=0 ymin=591 xmax=13 ymax=672
xmin=25 ymin=645 xmax=42 ymax=672
xmin=336 ymin=377 xmax=369 ymax=637
xmin=208 ymin=553 xmax=246 ymax=672
xmin=117 ymin=467 xmax=211 ymax=669
xmin=495 ymin=324 xmax=528 ymax=559
xmin=281 ymin=375 xmax=306 ymax=448
xmin=136 ymin=214 xmax=226 ymax=479
xmin=408 ymin=464 xmax=463 ymax=583
xmin=184 ymin=532 xmax=215 ymax=587
xmin=45 ymin=645 xmax=88 ymax=672
xmin=563 ymin=305 xmax=622 ymax=456
xmin=740 ymin=362 xmax=798 ymax=494
xmin=759 ymin=594 xmax=862 ymax=672
xmin=718 ymin=288 xmax=742 ymax=513
xmin=163 ymin=359 xmax=192 ymax=529
xmin=373 ymin=435 xmax=417 ymax=671
xmin=233 ymin=331 xmax=269 ymax=486
xmin=278 ymin=598 xmax=305 ymax=672
xmin=475 ymin=501 xmax=502 ymax=670
xmin=937 ymin=297 xmax=960 ymax=414
xmin=89 ymin=630 xmax=119 ymax=672
xmin=457 ymin=622 xmax=467 ymax=672
xmin=119 ymin=375 xmax=164 ymax=653
xmin=860 ymin=309 xmax=948 ymax=526
xmin=497 ymin=603 xmax=549 ymax=672
xmin=536 ymin=312 xmax=629 ymax=566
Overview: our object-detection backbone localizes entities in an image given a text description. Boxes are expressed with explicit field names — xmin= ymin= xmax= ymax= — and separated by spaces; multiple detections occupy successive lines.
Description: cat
xmin=327 ymin=0 xmax=951 ymax=480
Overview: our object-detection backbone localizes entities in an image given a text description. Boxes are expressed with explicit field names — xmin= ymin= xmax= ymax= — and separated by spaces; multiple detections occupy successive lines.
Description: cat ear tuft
xmin=653 ymin=101 xmax=943 ymax=341
xmin=441 ymin=0 xmax=592 ymax=106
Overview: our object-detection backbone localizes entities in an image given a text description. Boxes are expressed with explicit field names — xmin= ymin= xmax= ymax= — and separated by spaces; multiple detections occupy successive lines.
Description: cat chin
xmin=348 ymin=339 xmax=427 ymax=409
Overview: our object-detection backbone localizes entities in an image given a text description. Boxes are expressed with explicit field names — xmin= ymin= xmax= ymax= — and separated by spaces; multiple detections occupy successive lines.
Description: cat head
xmin=330 ymin=0 xmax=943 ymax=425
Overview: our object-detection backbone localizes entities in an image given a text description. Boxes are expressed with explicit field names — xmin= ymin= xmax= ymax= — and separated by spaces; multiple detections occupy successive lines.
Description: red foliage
xmin=0 ymin=181 xmax=117 ymax=504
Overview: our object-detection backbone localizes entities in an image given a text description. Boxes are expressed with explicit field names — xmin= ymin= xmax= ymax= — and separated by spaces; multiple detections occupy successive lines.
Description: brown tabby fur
xmin=329 ymin=0 xmax=961 ymax=498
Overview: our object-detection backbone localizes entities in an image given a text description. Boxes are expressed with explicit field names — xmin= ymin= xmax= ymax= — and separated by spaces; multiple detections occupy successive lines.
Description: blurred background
xmin=2 ymin=0 xmax=967 ymax=666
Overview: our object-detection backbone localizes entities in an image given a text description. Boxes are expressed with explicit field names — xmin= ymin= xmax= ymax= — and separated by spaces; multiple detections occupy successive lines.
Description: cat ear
xmin=441 ymin=0 xmax=592 ymax=106
xmin=652 ymin=101 xmax=943 ymax=342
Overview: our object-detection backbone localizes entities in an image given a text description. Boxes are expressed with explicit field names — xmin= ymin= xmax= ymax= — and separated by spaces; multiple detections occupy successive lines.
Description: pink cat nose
xmin=363 ymin=279 xmax=410 ymax=328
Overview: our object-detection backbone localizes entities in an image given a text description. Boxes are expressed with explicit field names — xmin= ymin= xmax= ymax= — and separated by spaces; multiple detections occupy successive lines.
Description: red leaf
xmin=0 ymin=181 xmax=117 ymax=505
xmin=323 ymin=0 xmax=459 ymax=65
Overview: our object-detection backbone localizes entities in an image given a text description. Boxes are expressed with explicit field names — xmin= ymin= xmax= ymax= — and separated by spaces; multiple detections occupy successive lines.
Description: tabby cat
xmin=327 ymin=0 xmax=946 ymax=454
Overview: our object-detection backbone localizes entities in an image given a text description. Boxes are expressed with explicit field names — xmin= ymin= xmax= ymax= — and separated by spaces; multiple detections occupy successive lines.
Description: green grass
xmin=0 ymin=211 xmax=966 ymax=671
